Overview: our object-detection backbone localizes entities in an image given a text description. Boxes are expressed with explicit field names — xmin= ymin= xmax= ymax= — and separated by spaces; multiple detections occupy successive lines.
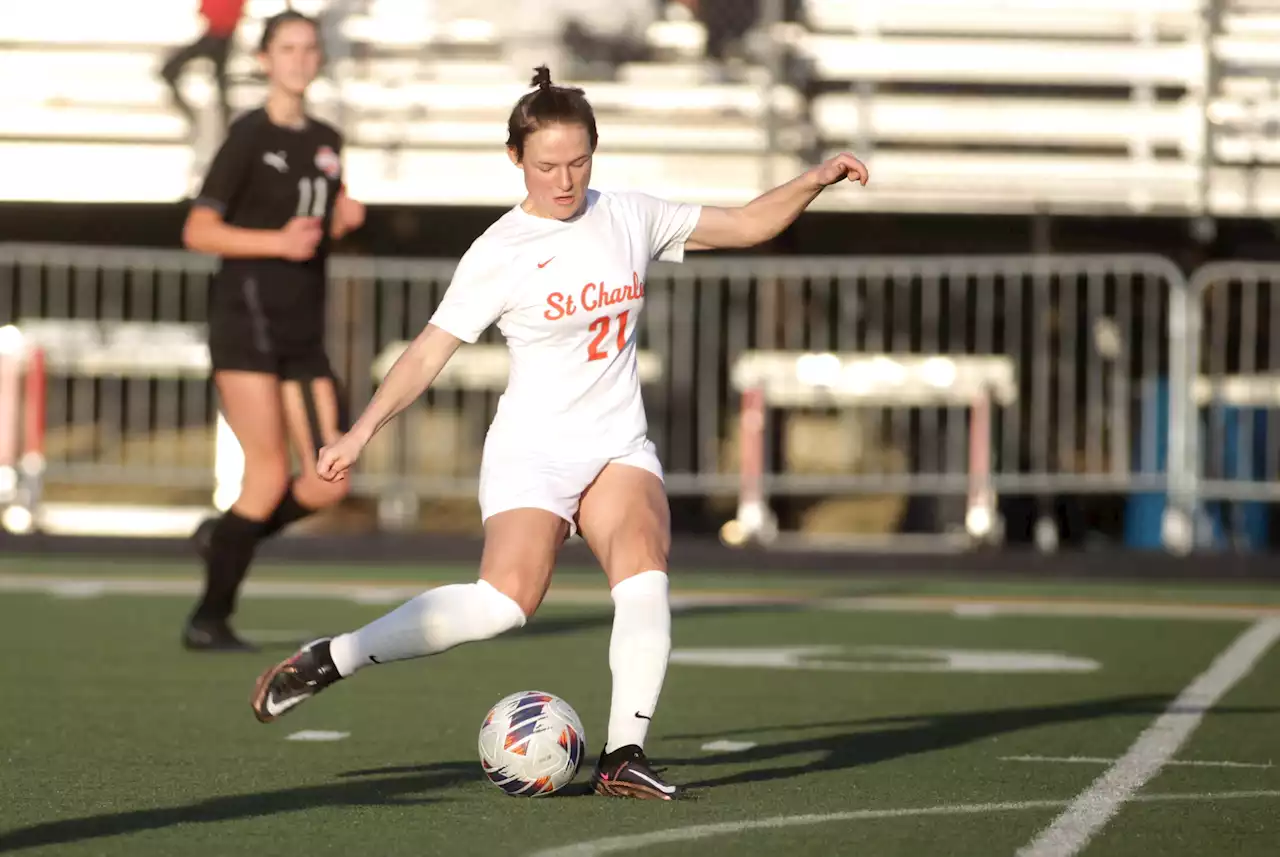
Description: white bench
xmin=803 ymin=0 xmax=1201 ymax=37
xmin=335 ymin=78 xmax=805 ymax=121
xmin=351 ymin=116 xmax=788 ymax=153
xmin=723 ymin=350 xmax=1017 ymax=550
xmin=799 ymin=35 xmax=1205 ymax=86
xmin=812 ymin=93 xmax=1200 ymax=152
xmin=0 ymin=319 xmax=213 ymax=535
xmin=14 ymin=319 xmax=210 ymax=378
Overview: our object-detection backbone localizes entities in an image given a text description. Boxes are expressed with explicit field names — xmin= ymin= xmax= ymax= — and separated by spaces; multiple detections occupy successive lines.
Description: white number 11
xmin=296 ymin=177 xmax=327 ymax=218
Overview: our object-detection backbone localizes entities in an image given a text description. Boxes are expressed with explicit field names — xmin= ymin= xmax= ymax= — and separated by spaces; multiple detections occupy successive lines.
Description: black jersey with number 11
xmin=196 ymin=108 xmax=343 ymax=350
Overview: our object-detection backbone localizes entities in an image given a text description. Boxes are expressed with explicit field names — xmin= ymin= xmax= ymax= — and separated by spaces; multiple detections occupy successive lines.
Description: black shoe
xmin=191 ymin=517 xmax=217 ymax=563
xmin=182 ymin=617 xmax=258 ymax=653
xmin=590 ymin=744 xmax=681 ymax=800
xmin=250 ymin=638 xmax=342 ymax=723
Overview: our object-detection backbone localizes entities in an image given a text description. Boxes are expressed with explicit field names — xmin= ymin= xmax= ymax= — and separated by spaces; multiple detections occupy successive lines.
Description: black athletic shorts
xmin=207 ymin=263 xmax=333 ymax=381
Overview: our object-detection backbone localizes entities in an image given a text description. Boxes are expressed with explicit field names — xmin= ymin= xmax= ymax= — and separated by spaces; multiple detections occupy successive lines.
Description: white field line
xmin=700 ymin=740 xmax=758 ymax=753
xmin=285 ymin=730 xmax=350 ymax=742
xmin=527 ymin=790 xmax=1280 ymax=857
xmin=833 ymin=595 xmax=1280 ymax=622
xmin=5 ymin=573 xmax=1280 ymax=621
xmin=1016 ymin=618 xmax=1280 ymax=857
xmin=1003 ymin=755 xmax=1273 ymax=770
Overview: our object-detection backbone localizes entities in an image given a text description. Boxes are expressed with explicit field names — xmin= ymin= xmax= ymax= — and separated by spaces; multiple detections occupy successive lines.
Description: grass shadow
xmin=665 ymin=696 xmax=1280 ymax=791
xmin=0 ymin=761 xmax=475 ymax=853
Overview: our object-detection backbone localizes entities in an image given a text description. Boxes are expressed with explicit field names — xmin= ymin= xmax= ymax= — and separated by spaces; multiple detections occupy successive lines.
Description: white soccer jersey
xmin=429 ymin=189 xmax=702 ymax=460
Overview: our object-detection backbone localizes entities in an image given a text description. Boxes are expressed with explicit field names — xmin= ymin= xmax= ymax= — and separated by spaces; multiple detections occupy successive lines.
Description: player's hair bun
xmin=507 ymin=66 xmax=597 ymax=159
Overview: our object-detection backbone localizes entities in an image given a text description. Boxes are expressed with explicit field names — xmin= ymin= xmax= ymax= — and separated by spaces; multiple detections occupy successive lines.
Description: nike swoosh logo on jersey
xmin=537 ymin=257 xmax=555 ymax=268
xmin=634 ymin=712 xmax=652 ymax=720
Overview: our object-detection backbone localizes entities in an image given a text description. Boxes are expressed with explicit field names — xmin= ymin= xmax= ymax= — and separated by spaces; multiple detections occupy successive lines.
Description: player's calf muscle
xmin=293 ymin=471 xmax=349 ymax=508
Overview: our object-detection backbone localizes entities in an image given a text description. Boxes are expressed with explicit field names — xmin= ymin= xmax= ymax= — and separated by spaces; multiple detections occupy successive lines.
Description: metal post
xmin=758 ymin=0 xmax=786 ymax=195
xmin=1196 ymin=0 xmax=1224 ymax=230
xmin=1164 ymin=277 xmax=1195 ymax=553
xmin=966 ymin=393 xmax=996 ymax=543
xmin=724 ymin=385 xmax=774 ymax=546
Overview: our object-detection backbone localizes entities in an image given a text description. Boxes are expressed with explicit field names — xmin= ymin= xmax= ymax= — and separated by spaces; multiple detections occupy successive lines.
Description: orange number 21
xmin=586 ymin=310 xmax=630 ymax=362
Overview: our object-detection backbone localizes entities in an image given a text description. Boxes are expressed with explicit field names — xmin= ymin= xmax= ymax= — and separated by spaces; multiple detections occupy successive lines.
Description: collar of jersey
xmin=516 ymin=189 xmax=598 ymax=225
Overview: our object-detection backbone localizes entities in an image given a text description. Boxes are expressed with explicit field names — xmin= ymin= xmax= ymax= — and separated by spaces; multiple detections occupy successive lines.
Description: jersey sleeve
xmin=427 ymin=241 xmax=513 ymax=344
xmin=624 ymin=192 xmax=703 ymax=263
xmin=193 ymin=121 xmax=256 ymax=217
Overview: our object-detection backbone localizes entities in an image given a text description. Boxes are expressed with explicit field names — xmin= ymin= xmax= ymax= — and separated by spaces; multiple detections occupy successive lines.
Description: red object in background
xmin=200 ymin=0 xmax=248 ymax=38
xmin=23 ymin=347 xmax=45 ymax=464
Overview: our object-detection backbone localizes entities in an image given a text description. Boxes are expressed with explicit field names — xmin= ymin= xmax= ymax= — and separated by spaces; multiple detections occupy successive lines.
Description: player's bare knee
xmin=324 ymin=475 xmax=352 ymax=504
xmin=481 ymin=573 xmax=546 ymax=619
xmin=512 ymin=589 xmax=545 ymax=619
xmin=294 ymin=471 xmax=350 ymax=508
xmin=237 ymin=456 xmax=290 ymax=516
xmin=479 ymin=553 xmax=555 ymax=618
xmin=609 ymin=549 xmax=669 ymax=586
xmin=598 ymin=518 xmax=669 ymax=583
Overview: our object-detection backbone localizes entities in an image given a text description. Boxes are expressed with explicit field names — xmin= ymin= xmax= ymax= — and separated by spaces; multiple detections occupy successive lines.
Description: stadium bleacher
xmin=2 ymin=0 xmax=1280 ymax=214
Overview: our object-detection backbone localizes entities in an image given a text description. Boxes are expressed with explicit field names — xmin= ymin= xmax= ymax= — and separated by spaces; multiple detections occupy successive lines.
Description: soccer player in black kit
xmin=180 ymin=10 xmax=366 ymax=652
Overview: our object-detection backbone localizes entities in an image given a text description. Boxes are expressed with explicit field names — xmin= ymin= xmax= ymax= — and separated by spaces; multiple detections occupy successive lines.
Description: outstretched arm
xmin=686 ymin=152 xmax=868 ymax=251
xmin=316 ymin=324 xmax=462 ymax=481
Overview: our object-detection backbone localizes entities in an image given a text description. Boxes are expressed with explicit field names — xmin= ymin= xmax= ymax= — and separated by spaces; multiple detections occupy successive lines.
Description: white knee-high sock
xmin=328 ymin=580 xmax=526 ymax=677
xmin=605 ymin=570 xmax=671 ymax=754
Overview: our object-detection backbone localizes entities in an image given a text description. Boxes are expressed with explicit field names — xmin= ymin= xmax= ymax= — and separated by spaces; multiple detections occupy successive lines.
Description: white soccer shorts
xmin=478 ymin=439 xmax=664 ymax=535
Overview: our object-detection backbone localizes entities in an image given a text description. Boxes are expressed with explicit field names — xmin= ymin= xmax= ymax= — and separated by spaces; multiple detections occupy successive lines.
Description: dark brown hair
xmin=259 ymin=9 xmax=319 ymax=52
xmin=506 ymin=66 xmax=598 ymax=160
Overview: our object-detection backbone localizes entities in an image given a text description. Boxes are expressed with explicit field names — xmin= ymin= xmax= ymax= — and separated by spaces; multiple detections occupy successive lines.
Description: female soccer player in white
xmin=250 ymin=66 xmax=867 ymax=800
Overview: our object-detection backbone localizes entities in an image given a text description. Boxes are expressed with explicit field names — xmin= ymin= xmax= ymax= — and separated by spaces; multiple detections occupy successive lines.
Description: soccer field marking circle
xmin=527 ymin=790 xmax=1280 ymax=857
xmin=700 ymin=740 xmax=758 ymax=753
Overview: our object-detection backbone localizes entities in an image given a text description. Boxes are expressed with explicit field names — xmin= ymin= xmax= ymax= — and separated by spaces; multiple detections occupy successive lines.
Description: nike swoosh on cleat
xmin=627 ymin=769 xmax=677 ymax=794
xmin=265 ymin=692 xmax=307 ymax=717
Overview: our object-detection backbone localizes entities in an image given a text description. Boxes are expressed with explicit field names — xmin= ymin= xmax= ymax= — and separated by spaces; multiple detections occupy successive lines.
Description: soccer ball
xmin=478 ymin=690 xmax=587 ymax=796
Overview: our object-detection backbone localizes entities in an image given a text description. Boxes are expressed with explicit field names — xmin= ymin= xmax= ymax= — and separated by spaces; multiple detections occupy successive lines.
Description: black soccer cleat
xmin=182 ymin=617 xmax=258 ymax=653
xmin=590 ymin=744 xmax=682 ymax=800
xmin=250 ymin=638 xmax=342 ymax=723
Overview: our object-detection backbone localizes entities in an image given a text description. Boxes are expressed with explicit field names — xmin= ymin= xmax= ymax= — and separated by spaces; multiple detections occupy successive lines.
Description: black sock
xmin=259 ymin=482 xmax=317 ymax=541
xmin=191 ymin=511 xmax=267 ymax=623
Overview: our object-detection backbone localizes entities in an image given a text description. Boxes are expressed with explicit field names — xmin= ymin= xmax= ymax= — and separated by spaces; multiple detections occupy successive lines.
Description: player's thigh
xmin=576 ymin=461 xmax=670 ymax=587
xmin=281 ymin=380 xmax=336 ymax=453
xmin=479 ymin=509 xmax=569 ymax=618
xmin=281 ymin=374 xmax=350 ymax=506
xmin=214 ymin=370 xmax=291 ymax=511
